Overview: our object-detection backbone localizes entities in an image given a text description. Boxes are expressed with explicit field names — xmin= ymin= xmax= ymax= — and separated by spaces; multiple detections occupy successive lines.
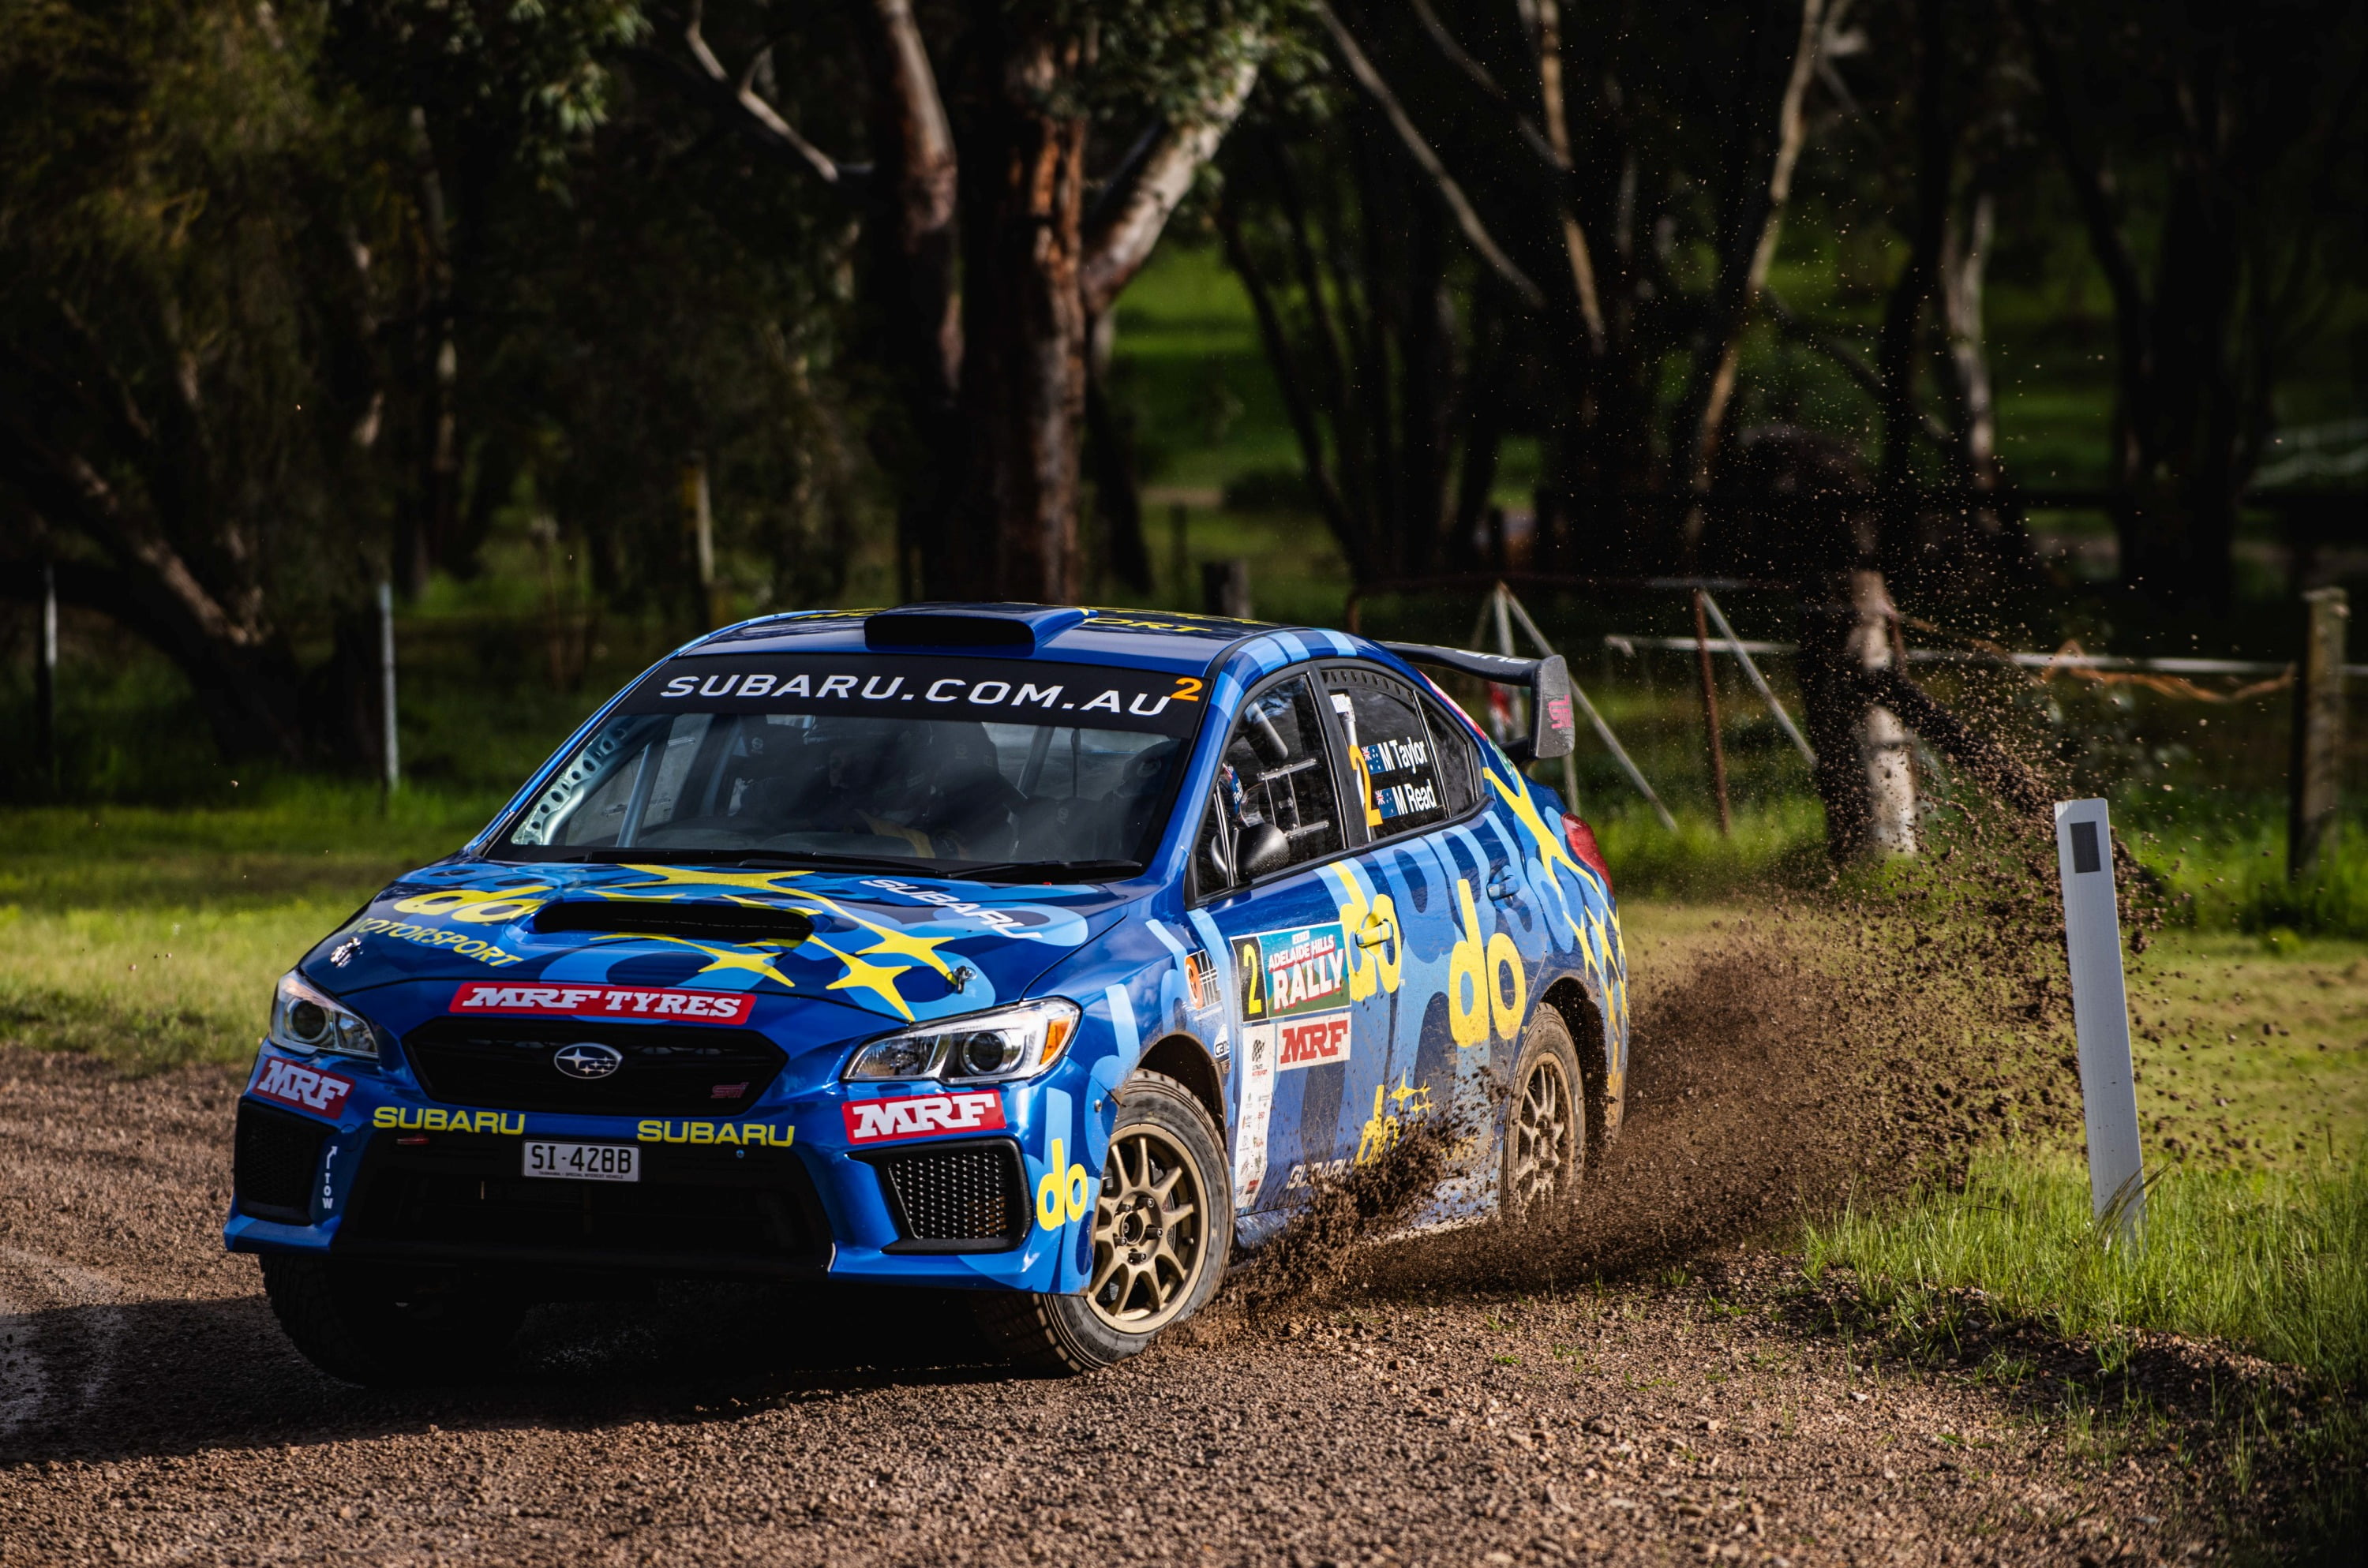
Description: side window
xmin=1194 ymin=675 xmax=1343 ymax=896
xmin=1322 ymin=668 xmax=1451 ymax=840
xmin=1421 ymin=693 xmax=1482 ymax=814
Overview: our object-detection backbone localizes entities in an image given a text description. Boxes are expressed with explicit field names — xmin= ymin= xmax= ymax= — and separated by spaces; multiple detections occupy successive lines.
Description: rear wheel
xmin=973 ymin=1071 xmax=1231 ymax=1374
xmin=1502 ymin=1007 xmax=1584 ymax=1218
xmin=260 ymin=1255 xmax=523 ymax=1387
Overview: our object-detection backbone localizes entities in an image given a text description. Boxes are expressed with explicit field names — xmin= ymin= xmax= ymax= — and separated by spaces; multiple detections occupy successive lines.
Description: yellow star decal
xmin=605 ymin=865 xmax=813 ymax=897
xmin=768 ymin=889 xmax=959 ymax=979
xmin=804 ymin=936 xmax=916 ymax=1020
xmin=591 ymin=933 xmax=799 ymax=990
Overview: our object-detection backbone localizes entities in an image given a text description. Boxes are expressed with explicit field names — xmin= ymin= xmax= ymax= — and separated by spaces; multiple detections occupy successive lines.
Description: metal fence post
xmin=378 ymin=580 xmax=400 ymax=796
xmin=38 ymin=562 xmax=58 ymax=791
xmin=1692 ymin=589 xmax=1733 ymax=835
xmin=2289 ymin=586 xmax=2348 ymax=878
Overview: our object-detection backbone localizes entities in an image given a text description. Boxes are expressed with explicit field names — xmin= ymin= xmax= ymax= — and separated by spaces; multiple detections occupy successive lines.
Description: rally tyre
xmin=1501 ymin=1006 xmax=1585 ymax=1219
xmin=972 ymin=1070 xmax=1231 ymax=1375
xmin=260 ymin=1255 xmax=524 ymax=1387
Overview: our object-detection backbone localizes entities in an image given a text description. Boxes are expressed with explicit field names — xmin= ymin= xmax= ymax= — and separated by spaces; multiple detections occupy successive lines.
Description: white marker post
xmin=2053 ymin=799 xmax=2145 ymax=1241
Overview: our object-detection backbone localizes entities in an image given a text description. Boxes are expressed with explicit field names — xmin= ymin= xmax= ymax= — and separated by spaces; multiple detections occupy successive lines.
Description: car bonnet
xmin=300 ymin=861 xmax=1141 ymax=1038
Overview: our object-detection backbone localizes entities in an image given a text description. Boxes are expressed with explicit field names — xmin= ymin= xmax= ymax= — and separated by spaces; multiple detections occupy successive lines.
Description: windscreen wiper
xmin=531 ymin=848 xmax=923 ymax=874
xmin=954 ymin=859 xmax=1145 ymax=884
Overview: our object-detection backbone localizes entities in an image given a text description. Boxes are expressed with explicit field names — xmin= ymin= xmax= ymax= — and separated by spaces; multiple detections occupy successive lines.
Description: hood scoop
xmin=530 ymin=900 xmax=814 ymax=945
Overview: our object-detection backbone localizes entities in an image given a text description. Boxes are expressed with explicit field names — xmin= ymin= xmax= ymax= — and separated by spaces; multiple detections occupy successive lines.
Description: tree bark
xmin=1085 ymin=312 xmax=1152 ymax=594
xmin=1797 ymin=567 xmax=1917 ymax=860
xmin=851 ymin=0 xmax=962 ymax=601
xmin=951 ymin=24 xmax=1092 ymax=603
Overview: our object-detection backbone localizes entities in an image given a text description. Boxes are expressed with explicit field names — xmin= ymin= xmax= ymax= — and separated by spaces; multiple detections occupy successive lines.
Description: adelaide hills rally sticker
xmin=1236 ymin=922 xmax=1354 ymax=1074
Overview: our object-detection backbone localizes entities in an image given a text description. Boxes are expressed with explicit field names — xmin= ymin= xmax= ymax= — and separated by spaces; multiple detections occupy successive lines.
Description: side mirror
xmin=1237 ymin=823 xmax=1291 ymax=881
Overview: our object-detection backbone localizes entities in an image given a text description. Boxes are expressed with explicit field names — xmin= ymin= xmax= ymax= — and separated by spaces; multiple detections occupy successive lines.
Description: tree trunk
xmin=1797 ymin=567 xmax=1917 ymax=860
xmin=1085 ymin=312 xmax=1152 ymax=594
xmin=953 ymin=24 xmax=1090 ymax=604
xmin=1937 ymin=189 xmax=1998 ymax=486
xmin=852 ymin=0 xmax=962 ymax=601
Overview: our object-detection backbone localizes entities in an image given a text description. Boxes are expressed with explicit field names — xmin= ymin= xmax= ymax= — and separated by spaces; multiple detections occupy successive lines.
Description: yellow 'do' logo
xmin=1035 ymin=1137 xmax=1095 ymax=1230
xmin=392 ymin=883 xmax=552 ymax=925
xmin=1450 ymin=878 xmax=1527 ymax=1047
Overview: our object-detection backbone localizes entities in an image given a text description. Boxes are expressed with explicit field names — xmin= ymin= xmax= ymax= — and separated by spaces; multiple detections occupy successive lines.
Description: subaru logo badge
xmin=553 ymin=1042 xmax=624 ymax=1080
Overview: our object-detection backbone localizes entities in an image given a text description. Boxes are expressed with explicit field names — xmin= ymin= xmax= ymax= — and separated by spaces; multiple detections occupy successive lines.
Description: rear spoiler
xmin=1381 ymin=643 xmax=1576 ymax=763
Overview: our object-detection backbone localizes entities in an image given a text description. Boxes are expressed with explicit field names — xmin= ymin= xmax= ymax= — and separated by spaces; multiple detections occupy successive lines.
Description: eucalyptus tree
xmin=648 ymin=0 xmax=1286 ymax=602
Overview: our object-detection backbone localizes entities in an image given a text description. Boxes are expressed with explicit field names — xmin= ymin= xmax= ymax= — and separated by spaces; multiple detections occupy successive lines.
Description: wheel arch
xmin=1538 ymin=974 xmax=1609 ymax=1153
xmin=1134 ymin=1032 xmax=1227 ymax=1136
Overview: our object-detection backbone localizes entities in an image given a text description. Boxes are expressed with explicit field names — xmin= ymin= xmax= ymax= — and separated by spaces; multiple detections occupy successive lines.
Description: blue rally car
xmin=228 ymin=604 xmax=1628 ymax=1379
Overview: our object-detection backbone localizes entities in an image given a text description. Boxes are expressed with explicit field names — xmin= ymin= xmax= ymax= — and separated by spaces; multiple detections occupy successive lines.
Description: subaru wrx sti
xmin=227 ymin=604 xmax=1628 ymax=1378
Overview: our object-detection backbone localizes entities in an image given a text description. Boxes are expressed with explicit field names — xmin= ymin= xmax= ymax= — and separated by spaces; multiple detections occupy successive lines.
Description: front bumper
xmin=223 ymin=1050 xmax=1099 ymax=1294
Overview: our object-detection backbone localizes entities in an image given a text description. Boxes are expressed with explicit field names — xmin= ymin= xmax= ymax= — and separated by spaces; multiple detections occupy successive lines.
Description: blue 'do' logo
xmin=553 ymin=1042 xmax=624 ymax=1080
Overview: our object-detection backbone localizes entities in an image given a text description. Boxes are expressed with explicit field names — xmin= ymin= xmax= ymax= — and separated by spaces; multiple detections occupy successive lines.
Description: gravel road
xmin=0 ymin=1036 xmax=2260 ymax=1566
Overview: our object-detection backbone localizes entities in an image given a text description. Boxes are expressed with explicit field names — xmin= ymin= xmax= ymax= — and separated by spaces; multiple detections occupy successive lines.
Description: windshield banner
xmin=619 ymin=655 xmax=1208 ymax=738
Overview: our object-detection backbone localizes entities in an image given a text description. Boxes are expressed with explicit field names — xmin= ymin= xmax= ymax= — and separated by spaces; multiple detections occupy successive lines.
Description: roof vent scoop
xmin=864 ymin=604 xmax=1088 ymax=651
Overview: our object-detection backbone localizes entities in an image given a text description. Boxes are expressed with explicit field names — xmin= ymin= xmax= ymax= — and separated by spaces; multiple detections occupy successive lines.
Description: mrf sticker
xmin=1234 ymin=922 xmax=1348 ymax=1021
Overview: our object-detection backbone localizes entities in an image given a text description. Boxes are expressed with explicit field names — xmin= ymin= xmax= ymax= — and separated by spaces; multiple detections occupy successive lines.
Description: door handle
xmin=1356 ymin=913 xmax=1396 ymax=949
xmin=1486 ymin=870 xmax=1520 ymax=902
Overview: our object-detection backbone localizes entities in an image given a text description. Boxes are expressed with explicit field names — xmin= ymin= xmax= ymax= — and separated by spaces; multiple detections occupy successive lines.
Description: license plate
xmin=523 ymin=1141 xmax=639 ymax=1183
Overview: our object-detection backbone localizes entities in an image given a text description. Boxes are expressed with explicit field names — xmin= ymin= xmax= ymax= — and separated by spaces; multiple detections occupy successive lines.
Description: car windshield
xmin=499 ymin=653 xmax=1205 ymax=877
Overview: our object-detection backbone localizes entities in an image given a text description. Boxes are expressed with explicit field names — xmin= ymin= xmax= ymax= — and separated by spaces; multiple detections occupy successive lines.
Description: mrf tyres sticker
xmin=1235 ymin=922 xmax=1351 ymax=1075
xmin=841 ymin=1089 xmax=1006 ymax=1144
xmin=450 ymin=982 xmax=755 ymax=1024
xmin=252 ymin=1057 xmax=356 ymax=1119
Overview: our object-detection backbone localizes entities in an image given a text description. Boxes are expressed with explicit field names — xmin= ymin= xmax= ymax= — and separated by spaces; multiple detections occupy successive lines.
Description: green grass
xmin=0 ymin=900 xmax=358 ymax=1073
xmin=0 ymin=782 xmax=506 ymax=1073
xmin=1805 ymin=1150 xmax=2368 ymax=1387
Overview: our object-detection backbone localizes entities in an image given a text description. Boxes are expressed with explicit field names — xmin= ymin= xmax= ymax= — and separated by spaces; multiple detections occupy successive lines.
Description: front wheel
xmin=973 ymin=1070 xmax=1231 ymax=1374
xmin=1502 ymin=1006 xmax=1586 ymax=1219
xmin=260 ymin=1255 xmax=523 ymax=1387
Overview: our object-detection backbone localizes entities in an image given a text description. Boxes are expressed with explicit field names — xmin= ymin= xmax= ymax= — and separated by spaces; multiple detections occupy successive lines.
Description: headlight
xmin=842 ymin=998 xmax=1081 ymax=1084
xmin=268 ymin=971 xmax=380 ymax=1059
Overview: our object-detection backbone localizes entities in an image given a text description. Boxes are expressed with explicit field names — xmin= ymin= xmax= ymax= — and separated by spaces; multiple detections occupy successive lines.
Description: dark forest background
xmin=0 ymin=0 xmax=2362 ymax=814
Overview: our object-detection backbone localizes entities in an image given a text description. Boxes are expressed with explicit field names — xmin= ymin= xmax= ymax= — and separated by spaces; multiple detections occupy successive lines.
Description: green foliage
xmin=1804 ymin=1151 xmax=2368 ymax=1387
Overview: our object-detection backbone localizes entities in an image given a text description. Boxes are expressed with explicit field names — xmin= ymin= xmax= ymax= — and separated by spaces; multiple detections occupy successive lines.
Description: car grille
xmin=401 ymin=1018 xmax=788 ymax=1115
xmin=234 ymin=1101 xmax=327 ymax=1222
xmin=336 ymin=1131 xmax=829 ymax=1277
xmin=868 ymin=1140 xmax=1029 ymax=1252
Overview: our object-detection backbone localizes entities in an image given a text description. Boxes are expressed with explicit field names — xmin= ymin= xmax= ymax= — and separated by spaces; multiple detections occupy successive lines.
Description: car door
xmin=1314 ymin=666 xmax=1510 ymax=1211
xmin=1185 ymin=672 xmax=1358 ymax=1213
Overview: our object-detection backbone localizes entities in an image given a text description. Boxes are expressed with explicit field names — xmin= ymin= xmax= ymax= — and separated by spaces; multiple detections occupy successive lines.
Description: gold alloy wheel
xmin=1508 ymin=1053 xmax=1577 ymax=1214
xmin=1085 ymin=1127 xmax=1206 ymax=1333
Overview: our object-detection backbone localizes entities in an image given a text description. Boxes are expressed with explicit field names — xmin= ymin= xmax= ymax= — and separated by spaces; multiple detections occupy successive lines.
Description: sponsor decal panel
xmin=1276 ymin=1009 xmax=1352 ymax=1071
xmin=637 ymin=1120 xmax=796 ymax=1147
xmin=253 ymin=1057 xmax=356 ymax=1117
xmin=1234 ymin=1023 xmax=1276 ymax=1207
xmin=374 ymin=1106 xmax=526 ymax=1136
xmin=449 ymin=982 xmax=756 ymax=1024
xmin=1235 ymin=922 xmax=1351 ymax=1021
xmin=841 ymin=1091 xmax=1006 ymax=1144
xmin=1183 ymin=949 xmax=1219 ymax=1012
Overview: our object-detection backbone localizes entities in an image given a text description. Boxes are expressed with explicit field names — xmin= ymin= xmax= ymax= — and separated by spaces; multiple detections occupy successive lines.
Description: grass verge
xmin=1804 ymin=1151 xmax=2368 ymax=1386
